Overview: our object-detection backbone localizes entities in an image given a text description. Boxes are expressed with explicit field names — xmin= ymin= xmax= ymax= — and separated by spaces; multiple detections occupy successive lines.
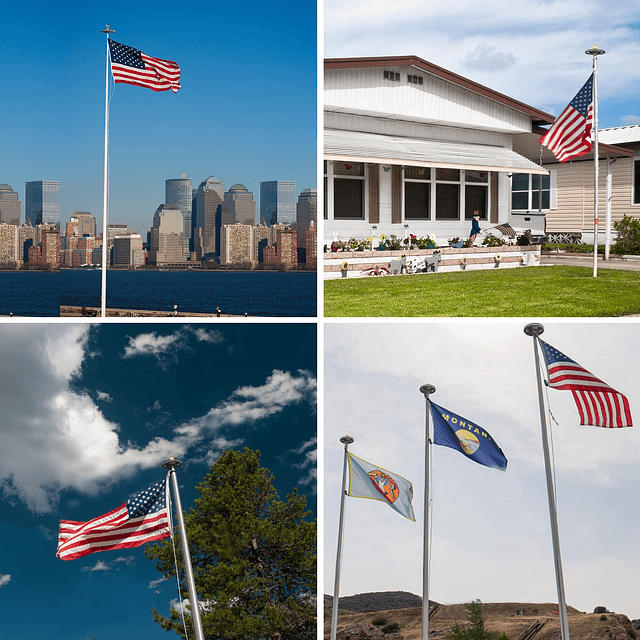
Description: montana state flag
xmin=347 ymin=453 xmax=415 ymax=521
xmin=430 ymin=402 xmax=508 ymax=471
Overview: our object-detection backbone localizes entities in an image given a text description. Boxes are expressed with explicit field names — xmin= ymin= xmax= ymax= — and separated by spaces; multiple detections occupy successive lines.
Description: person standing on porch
xmin=470 ymin=212 xmax=482 ymax=244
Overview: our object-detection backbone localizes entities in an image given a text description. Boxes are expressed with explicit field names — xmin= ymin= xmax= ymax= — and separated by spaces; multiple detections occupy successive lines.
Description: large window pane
xmin=465 ymin=185 xmax=487 ymax=219
xmin=436 ymin=168 xmax=460 ymax=182
xmin=405 ymin=166 xmax=431 ymax=180
xmin=436 ymin=183 xmax=459 ymax=219
xmin=465 ymin=170 xmax=488 ymax=184
xmin=634 ymin=160 xmax=640 ymax=204
xmin=512 ymin=191 xmax=529 ymax=210
xmin=512 ymin=174 xmax=529 ymax=191
xmin=334 ymin=179 xmax=364 ymax=219
xmin=405 ymin=182 xmax=430 ymax=219
xmin=532 ymin=190 xmax=550 ymax=210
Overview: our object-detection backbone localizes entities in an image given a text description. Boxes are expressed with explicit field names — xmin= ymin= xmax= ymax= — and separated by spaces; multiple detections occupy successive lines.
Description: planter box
xmin=323 ymin=245 xmax=541 ymax=279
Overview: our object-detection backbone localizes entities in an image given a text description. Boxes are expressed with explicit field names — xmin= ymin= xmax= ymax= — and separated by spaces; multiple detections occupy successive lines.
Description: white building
xmin=324 ymin=55 xmax=555 ymax=245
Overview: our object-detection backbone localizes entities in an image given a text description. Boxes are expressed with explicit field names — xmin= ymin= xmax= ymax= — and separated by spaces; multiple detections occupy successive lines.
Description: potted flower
xmin=341 ymin=261 xmax=349 ymax=277
xmin=460 ymin=256 xmax=467 ymax=270
xmin=379 ymin=233 xmax=387 ymax=251
xmin=494 ymin=254 xmax=501 ymax=267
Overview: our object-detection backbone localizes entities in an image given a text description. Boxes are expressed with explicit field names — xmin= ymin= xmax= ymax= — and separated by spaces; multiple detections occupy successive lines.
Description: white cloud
xmin=0 ymin=574 xmax=11 ymax=588
xmin=81 ymin=556 xmax=135 ymax=572
xmin=192 ymin=327 xmax=224 ymax=344
xmin=122 ymin=331 xmax=187 ymax=360
xmin=97 ymin=391 xmax=112 ymax=402
xmin=0 ymin=326 xmax=316 ymax=514
xmin=149 ymin=576 xmax=170 ymax=589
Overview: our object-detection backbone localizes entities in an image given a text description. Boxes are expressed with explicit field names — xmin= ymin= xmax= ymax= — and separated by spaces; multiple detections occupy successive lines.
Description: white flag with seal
xmin=347 ymin=452 xmax=415 ymax=521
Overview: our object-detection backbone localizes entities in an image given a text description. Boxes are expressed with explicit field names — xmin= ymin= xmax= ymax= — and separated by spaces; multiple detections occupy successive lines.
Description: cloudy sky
xmin=0 ymin=322 xmax=316 ymax=640
xmin=324 ymin=0 xmax=640 ymax=128
xmin=325 ymin=321 xmax=640 ymax=619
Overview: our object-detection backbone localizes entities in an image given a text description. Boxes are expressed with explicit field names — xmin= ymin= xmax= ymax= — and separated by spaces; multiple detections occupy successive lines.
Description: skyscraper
xmin=165 ymin=174 xmax=192 ymax=258
xmin=295 ymin=188 xmax=317 ymax=249
xmin=149 ymin=204 xmax=185 ymax=265
xmin=222 ymin=184 xmax=256 ymax=226
xmin=260 ymin=181 xmax=296 ymax=226
xmin=72 ymin=212 xmax=96 ymax=238
xmin=0 ymin=184 xmax=21 ymax=225
xmin=192 ymin=176 xmax=224 ymax=260
xmin=25 ymin=181 xmax=60 ymax=226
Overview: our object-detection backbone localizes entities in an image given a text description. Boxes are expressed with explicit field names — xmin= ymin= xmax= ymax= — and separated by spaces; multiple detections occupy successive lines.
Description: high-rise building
xmin=263 ymin=228 xmax=298 ymax=268
xmin=0 ymin=184 xmax=21 ymax=225
xmin=72 ymin=212 xmax=96 ymax=237
xmin=220 ymin=223 xmax=254 ymax=266
xmin=149 ymin=204 xmax=186 ymax=265
xmin=295 ymin=188 xmax=317 ymax=249
xmin=108 ymin=223 xmax=129 ymax=246
xmin=222 ymin=184 xmax=256 ymax=227
xmin=0 ymin=223 xmax=21 ymax=265
xmin=113 ymin=234 xmax=145 ymax=268
xmin=25 ymin=181 xmax=60 ymax=226
xmin=165 ymin=174 xmax=192 ymax=258
xmin=192 ymin=176 xmax=224 ymax=260
xmin=260 ymin=181 xmax=297 ymax=226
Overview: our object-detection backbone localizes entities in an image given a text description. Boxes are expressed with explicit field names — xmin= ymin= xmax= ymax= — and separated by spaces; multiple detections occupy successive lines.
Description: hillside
xmin=324 ymin=593 xmax=640 ymax=640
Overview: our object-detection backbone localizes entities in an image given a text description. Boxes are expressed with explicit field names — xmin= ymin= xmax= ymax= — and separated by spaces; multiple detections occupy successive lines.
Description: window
xmin=511 ymin=173 xmax=550 ymax=210
xmin=384 ymin=71 xmax=400 ymax=81
xmin=633 ymin=159 xmax=640 ymax=205
xmin=333 ymin=162 xmax=365 ymax=219
xmin=464 ymin=170 xmax=488 ymax=220
xmin=405 ymin=166 xmax=431 ymax=220
xmin=407 ymin=74 xmax=423 ymax=85
xmin=435 ymin=169 xmax=460 ymax=220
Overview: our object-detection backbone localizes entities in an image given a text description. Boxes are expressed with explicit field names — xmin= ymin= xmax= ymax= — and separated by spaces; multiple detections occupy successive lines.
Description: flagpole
xmin=419 ymin=384 xmax=436 ymax=640
xmin=330 ymin=435 xmax=354 ymax=640
xmin=100 ymin=26 xmax=114 ymax=317
xmin=162 ymin=458 xmax=205 ymax=640
xmin=587 ymin=45 xmax=605 ymax=277
xmin=523 ymin=324 xmax=571 ymax=640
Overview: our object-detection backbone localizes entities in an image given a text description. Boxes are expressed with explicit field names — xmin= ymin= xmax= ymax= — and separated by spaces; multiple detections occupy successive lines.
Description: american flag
xmin=108 ymin=40 xmax=181 ymax=93
xmin=539 ymin=339 xmax=632 ymax=428
xmin=57 ymin=479 xmax=172 ymax=561
xmin=538 ymin=74 xmax=593 ymax=163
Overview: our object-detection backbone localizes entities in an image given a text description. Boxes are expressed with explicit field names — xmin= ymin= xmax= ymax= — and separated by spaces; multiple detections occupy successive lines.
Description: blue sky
xmin=1 ymin=0 xmax=316 ymax=234
xmin=0 ymin=322 xmax=317 ymax=640
xmin=325 ymin=322 xmax=640 ymax=619
xmin=324 ymin=0 xmax=640 ymax=129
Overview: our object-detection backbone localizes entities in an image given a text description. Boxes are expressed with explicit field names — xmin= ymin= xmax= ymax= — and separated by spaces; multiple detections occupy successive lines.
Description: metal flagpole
xmin=419 ymin=384 xmax=436 ymax=640
xmin=523 ymin=324 xmax=571 ymax=640
xmin=330 ymin=435 xmax=354 ymax=640
xmin=100 ymin=26 xmax=114 ymax=318
xmin=162 ymin=457 xmax=206 ymax=640
xmin=587 ymin=45 xmax=605 ymax=277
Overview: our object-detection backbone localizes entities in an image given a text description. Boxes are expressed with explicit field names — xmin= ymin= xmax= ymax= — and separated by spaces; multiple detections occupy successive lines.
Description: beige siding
xmin=545 ymin=157 xmax=640 ymax=232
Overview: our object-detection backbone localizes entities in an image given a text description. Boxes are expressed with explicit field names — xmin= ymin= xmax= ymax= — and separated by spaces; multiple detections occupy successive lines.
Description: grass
xmin=324 ymin=266 xmax=640 ymax=317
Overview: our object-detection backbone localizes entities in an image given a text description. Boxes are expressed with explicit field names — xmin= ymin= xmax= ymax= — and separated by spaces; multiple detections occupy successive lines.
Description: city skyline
xmin=1 ymin=0 xmax=316 ymax=234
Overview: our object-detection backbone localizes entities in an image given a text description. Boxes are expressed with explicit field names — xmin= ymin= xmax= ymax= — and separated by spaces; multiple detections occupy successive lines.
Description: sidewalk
xmin=540 ymin=252 xmax=640 ymax=272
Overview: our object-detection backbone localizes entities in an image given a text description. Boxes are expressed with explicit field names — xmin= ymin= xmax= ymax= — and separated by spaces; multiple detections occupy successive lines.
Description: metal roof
xmin=598 ymin=125 xmax=640 ymax=145
xmin=325 ymin=129 xmax=548 ymax=174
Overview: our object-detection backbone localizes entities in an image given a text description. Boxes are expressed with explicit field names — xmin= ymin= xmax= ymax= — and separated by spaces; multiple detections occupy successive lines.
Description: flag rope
xmin=170 ymin=528 xmax=190 ymax=640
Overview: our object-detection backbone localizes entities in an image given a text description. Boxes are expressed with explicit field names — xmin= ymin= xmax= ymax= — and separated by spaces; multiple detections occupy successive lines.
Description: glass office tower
xmin=165 ymin=174 xmax=192 ymax=257
xmin=260 ymin=180 xmax=297 ymax=226
xmin=25 ymin=181 xmax=60 ymax=226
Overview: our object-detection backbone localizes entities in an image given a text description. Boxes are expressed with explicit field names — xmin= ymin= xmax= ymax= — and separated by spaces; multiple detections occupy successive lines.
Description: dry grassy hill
xmin=324 ymin=593 xmax=640 ymax=640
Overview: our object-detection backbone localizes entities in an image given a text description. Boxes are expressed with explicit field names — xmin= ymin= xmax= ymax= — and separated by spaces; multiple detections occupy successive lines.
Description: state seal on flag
xmin=455 ymin=430 xmax=480 ymax=455
xmin=368 ymin=470 xmax=400 ymax=503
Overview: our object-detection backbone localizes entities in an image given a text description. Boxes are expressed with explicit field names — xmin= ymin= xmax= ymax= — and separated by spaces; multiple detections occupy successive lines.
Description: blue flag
xmin=430 ymin=402 xmax=507 ymax=471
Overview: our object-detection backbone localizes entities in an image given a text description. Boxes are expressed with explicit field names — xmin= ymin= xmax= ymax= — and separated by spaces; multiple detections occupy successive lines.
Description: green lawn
xmin=324 ymin=266 xmax=640 ymax=317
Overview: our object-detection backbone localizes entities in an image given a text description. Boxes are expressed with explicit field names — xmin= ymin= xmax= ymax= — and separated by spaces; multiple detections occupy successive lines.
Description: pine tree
xmin=447 ymin=600 xmax=500 ymax=640
xmin=145 ymin=448 xmax=316 ymax=639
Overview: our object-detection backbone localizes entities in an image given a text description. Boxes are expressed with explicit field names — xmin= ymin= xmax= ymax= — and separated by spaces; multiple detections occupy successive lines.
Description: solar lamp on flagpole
xmin=419 ymin=383 xmax=435 ymax=640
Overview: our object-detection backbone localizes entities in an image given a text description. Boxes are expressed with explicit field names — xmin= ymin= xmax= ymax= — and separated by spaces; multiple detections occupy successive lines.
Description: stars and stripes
xmin=57 ymin=479 xmax=172 ymax=561
xmin=539 ymin=339 xmax=632 ymax=428
xmin=108 ymin=39 xmax=181 ymax=93
xmin=538 ymin=74 xmax=593 ymax=163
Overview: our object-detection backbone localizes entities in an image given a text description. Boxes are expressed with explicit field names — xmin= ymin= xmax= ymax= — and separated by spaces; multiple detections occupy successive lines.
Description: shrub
xmin=594 ymin=606 xmax=610 ymax=614
xmin=613 ymin=215 xmax=640 ymax=255
xmin=372 ymin=617 xmax=388 ymax=627
xmin=482 ymin=235 xmax=505 ymax=247
xmin=382 ymin=623 xmax=401 ymax=634
xmin=600 ymin=615 xmax=608 ymax=622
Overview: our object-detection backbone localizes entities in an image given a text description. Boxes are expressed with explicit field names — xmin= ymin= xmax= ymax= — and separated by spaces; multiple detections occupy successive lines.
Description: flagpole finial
xmin=161 ymin=457 xmax=183 ymax=470
xmin=340 ymin=435 xmax=354 ymax=445
xmin=585 ymin=45 xmax=605 ymax=56
xmin=101 ymin=25 xmax=115 ymax=34
xmin=524 ymin=323 xmax=545 ymax=337
xmin=419 ymin=384 xmax=436 ymax=397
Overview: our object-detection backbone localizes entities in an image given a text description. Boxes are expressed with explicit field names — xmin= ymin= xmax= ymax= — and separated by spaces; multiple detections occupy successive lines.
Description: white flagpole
xmin=100 ymin=26 xmax=114 ymax=317
xmin=330 ymin=435 xmax=354 ymax=640
xmin=162 ymin=457 xmax=206 ymax=640
xmin=587 ymin=45 xmax=605 ymax=278
xmin=419 ymin=384 xmax=436 ymax=640
xmin=523 ymin=324 xmax=571 ymax=640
